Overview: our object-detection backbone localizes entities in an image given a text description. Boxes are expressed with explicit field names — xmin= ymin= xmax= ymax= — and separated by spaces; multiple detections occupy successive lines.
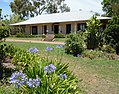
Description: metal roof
xmin=10 ymin=11 xmax=111 ymax=26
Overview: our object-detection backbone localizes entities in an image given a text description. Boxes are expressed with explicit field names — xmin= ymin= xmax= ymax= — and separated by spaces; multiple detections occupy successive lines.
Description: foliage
xmin=82 ymin=50 xmax=113 ymax=60
xmin=15 ymin=32 xmax=45 ymax=38
xmin=104 ymin=16 xmax=119 ymax=54
xmin=10 ymin=0 xmax=70 ymax=19
xmin=102 ymin=0 xmax=119 ymax=16
xmin=16 ymin=32 xmax=25 ymax=37
xmin=5 ymin=42 xmax=119 ymax=94
xmin=65 ymin=32 xmax=84 ymax=56
xmin=0 ymin=43 xmax=18 ymax=61
xmin=55 ymin=33 xmax=66 ymax=38
xmin=0 ymin=9 xmax=2 ymax=20
xmin=9 ymin=14 xmax=23 ymax=24
xmin=0 ymin=26 xmax=9 ymax=40
xmin=0 ymin=44 xmax=80 ymax=94
xmin=101 ymin=45 xmax=116 ymax=53
xmin=85 ymin=15 xmax=102 ymax=49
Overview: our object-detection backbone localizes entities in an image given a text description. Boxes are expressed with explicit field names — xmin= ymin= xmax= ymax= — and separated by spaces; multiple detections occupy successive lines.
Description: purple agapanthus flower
xmin=56 ymin=45 xmax=63 ymax=49
xmin=10 ymin=72 xmax=27 ymax=88
xmin=46 ymin=47 xmax=53 ymax=51
xmin=77 ymin=54 xmax=81 ymax=57
xmin=27 ymin=78 xmax=41 ymax=88
xmin=28 ymin=48 xmax=39 ymax=53
xmin=59 ymin=74 xmax=67 ymax=80
xmin=44 ymin=64 xmax=56 ymax=73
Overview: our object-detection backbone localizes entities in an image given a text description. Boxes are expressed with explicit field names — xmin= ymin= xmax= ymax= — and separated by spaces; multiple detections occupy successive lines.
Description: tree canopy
xmin=10 ymin=0 xmax=70 ymax=19
xmin=102 ymin=0 xmax=119 ymax=16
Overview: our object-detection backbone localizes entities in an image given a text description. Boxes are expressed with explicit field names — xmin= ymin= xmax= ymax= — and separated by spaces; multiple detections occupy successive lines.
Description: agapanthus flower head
xmin=27 ymin=78 xmax=41 ymax=88
xmin=59 ymin=74 xmax=67 ymax=80
xmin=56 ymin=45 xmax=63 ymax=49
xmin=46 ymin=47 xmax=53 ymax=51
xmin=10 ymin=72 xmax=27 ymax=88
xmin=77 ymin=54 xmax=81 ymax=57
xmin=44 ymin=64 xmax=56 ymax=73
xmin=28 ymin=48 xmax=39 ymax=53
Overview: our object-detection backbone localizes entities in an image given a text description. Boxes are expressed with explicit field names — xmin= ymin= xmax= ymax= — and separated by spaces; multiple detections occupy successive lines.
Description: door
xmin=54 ymin=25 xmax=59 ymax=34
xmin=66 ymin=24 xmax=71 ymax=34
xmin=32 ymin=26 xmax=38 ymax=35
xmin=44 ymin=25 xmax=47 ymax=34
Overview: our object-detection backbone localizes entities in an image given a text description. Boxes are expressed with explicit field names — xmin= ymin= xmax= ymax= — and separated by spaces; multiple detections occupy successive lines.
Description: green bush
xmin=101 ymin=45 xmax=116 ymax=53
xmin=0 ymin=43 xmax=18 ymax=61
xmin=82 ymin=50 xmax=113 ymax=60
xmin=0 ymin=26 xmax=9 ymax=40
xmin=65 ymin=32 xmax=85 ymax=56
xmin=86 ymin=15 xmax=102 ymax=49
xmin=55 ymin=33 xmax=66 ymax=38
xmin=16 ymin=32 xmax=25 ymax=37
xmin=15 ymin=32 xmax=46 ymax=38
xmin=104 ymin=16 xmax=119 ymax=54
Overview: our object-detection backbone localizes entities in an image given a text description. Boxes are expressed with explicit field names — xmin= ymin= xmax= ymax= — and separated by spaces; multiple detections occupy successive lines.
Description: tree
xmin=0 ymin=9 xmax=2 ymax=20
xmin=10 ymin=0 xmax=33 ymax=19
xmin=9 ymin=14 xmax=23 ymax=24
xmin=45 ymin=0 xmax=70 ymax=14
xmin=10 ymin=0 xmax=70 ymax=19
xmin=86 ymin=15 xmax=101 ymax=49
xmin=102 ymin=0 xmax=119 ymax=16
xmin=104 ymin=16 xmax=119 ymax=54
xmin=0 ymin=9 xmax=9 ymax=41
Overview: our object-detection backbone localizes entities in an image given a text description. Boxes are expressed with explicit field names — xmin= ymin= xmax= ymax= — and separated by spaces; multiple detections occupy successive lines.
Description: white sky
xmin=65 ymin=0 xmax=104 ymax=14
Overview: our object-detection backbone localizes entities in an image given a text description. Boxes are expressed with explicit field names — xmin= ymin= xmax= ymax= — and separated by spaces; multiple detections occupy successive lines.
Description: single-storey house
xmin=10 ymin=11 xmax=111 ymax=35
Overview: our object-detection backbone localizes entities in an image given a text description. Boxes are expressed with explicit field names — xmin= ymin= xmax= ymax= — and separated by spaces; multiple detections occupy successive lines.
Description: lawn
xmin=7 ymin=37 xmax=66 ymax=42
xmin=5 ymin=41 xmax=119 ymax=94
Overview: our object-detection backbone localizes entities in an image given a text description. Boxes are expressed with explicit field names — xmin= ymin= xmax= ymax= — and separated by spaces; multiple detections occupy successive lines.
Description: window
xmin=32 ymin=26 xmax=37 ymax=35
xmin=99 ymin=27 xmax=103 ymax=32
xmin=66 ymin=24 xmax=71 ymax=34
xmin=77 ymin=23 xmax=86 ymax=31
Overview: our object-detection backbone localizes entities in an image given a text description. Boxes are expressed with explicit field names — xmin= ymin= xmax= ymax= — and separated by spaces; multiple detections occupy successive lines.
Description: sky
xmin=0 ymin=0 xmax=104 ymax=16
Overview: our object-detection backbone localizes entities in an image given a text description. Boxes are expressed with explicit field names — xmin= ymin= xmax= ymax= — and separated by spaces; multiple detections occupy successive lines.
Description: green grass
xmin=4 ymin=41 xmax=119 ymax=94
xmin=7 ymin=37 xmax=66 ymax=42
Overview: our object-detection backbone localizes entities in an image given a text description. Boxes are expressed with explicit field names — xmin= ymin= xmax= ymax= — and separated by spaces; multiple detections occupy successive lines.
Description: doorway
xmin=54 ymin=25 xmax=59 ymax=34
xmin=32 ymin=26 xmax=38 ymax=35
xmin=66 ymin=24 xmax=71 ymax=34
xmin=44 ymin=25 xmax=47 ymax=34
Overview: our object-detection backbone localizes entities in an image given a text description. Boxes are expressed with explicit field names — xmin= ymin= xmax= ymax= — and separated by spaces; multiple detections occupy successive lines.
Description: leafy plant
xmin=65 ymin=32 xmax=85 ymax=56
xmin=0 ymin=26 xmax=9 ymax=40
xmin=104 ymin=16 xmax=119 ymax=54
xmin=82 ymin=49 xmax=113 ymax=60
xmin=8 ymin=45 xmax=80 ymax=94
xmin=55 ymin=33 xmax=66 ymax=38
xmin=86 ymin=15 xmax=102 ymax=49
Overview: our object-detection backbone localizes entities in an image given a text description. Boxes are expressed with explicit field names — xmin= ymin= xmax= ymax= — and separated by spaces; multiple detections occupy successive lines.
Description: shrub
xmin=16 ymin=32 xmax=25 ymax=37
xmin=15 ymin=33 xmax=46 ymax=38
xmin=0 ymin=26 xmax=9 ymax=40
xmin=101 ymin=45 xmax=116 ymax=53
xmin=0 ymin=43 xmax=18 ymax=61
xmin=65 ymin=32 xmax=85 ymax=56
xmin=55 ymin=33 xmax=66 ymax=38
xmin=86 ymin=15 xmax=102 ymax=49
xmin=82 ymin=49 xmax=113 ymax=60
xmin=104 ymin=16 xmax=119 ymax=54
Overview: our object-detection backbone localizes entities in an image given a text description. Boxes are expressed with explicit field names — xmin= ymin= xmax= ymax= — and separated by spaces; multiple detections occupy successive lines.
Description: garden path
xmin=6 ymin=39 xmax=65 ymax=45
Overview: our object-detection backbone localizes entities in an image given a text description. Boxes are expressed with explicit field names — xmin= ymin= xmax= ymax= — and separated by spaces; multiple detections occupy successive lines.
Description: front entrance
xmin=66 ymin=24 xmax=71 ymax=34
xmin=44 ymin=25 xmax=47 ymax=34
xmin=32 ymin=26 xmax=38 ymax=35
xmin=54 ymin=25 xmax=59 ymax=34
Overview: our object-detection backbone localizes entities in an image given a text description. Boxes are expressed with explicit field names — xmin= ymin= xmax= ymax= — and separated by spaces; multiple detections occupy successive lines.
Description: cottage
xmin=10 ymin=11 xmax=111 ymax=35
